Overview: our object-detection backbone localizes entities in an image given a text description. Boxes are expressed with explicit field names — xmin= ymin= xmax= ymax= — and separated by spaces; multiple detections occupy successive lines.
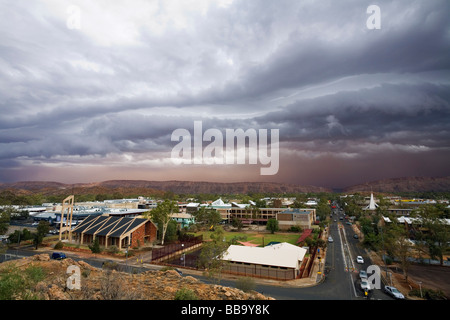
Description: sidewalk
xmin=162 ymin=261 xmax=324 ymax=289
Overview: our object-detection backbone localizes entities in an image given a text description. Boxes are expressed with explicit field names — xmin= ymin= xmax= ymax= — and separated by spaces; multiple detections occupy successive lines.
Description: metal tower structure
xmin=59 ymin=195 xmax=74 ymax=241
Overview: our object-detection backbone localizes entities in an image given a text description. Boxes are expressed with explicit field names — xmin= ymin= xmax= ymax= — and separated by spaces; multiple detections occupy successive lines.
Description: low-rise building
xmin=72 ymin=215 xmax=157 ymax=250
xmin=276 ymin=208 xmax=316 ymax=230
xmin=171 ymin=212 xmax=195 ymax=228
xmin=222 ymin=242 xmax=307 ymax=280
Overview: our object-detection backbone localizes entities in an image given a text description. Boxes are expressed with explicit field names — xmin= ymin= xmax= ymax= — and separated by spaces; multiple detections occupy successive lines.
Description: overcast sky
xmin=0 ymin=0 xmax=449 ymax=189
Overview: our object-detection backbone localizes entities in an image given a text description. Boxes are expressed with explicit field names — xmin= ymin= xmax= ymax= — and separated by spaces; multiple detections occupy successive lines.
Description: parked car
xmin=359 ymin=270 xmax=367 ymax=279
xmin=384 ymin=286 xmax=405 ymax=299
xmin=0 ymin=235 xmax=9 ymax=243
xmin=360 ymin=279 xmax=373 ymax=291
xmin=353 ymin=234 xmax=359 ymax=239
xmin=51 ymin=252 xmax=67 ymax=260
xmin=328 ymin=236 xmax=333 ymax=243
xmin=356 ymin=256 xmax=364 ymax=264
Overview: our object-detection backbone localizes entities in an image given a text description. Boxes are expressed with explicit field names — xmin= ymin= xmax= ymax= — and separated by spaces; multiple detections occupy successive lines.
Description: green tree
xmin=151 ymin=199 xmax=178 ymax=245
xmin=360 ymin=215 xmax=382 ymax=250
xmin=0 ymin=207 xmax=12 ymax=234
xmin=164 ymin=219 xmax=179 ymax=243
xmin=198 ymin=226 xmax=229 ymax=283
xmin=8 ymin=230 xmax=22 ymax=244
xmin=266 ymin=218 xmax=279 ymax=234
xmin=89 ymin=237 xmax=102 ymax=254
xmin=316 ymin=238 xmax=327 ymax=252
xmin=22 ymin=228 xmax=33 ymax=241
xmin=385 ymin=223 xmax=414 ymax=281
xmin=193 ymin=207 xmax=222 ymax=230
xmin=416 ymin=205 xmax=450 ymax=266
xmin=316 ymin=198 xmax=331 ymax=222
xmin=231 ymin=217 xmax=243 ymax=231
xmin=33 ymin=221 xmax=50 ymax=249
xmin=254 ymin=199 xmax=267 ymax=208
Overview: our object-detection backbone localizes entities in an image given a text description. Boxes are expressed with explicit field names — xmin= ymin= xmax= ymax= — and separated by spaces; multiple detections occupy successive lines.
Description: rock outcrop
xmin=0 ymin=254 xmax=273 ymax=300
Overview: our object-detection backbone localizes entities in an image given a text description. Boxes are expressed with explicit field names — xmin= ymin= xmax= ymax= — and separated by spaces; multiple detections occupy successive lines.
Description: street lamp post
xmin=16 ymin=231 xmax=21 ymax=258
xmin=181 ymin=243 xmax=185 ymax=267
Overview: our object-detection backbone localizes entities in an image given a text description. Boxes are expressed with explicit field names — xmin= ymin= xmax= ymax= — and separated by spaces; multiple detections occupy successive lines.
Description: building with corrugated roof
xmin=72 ymin=215 xmax=157 ymax=250
xmin=222 ymin=242 xmax=307 ymax=280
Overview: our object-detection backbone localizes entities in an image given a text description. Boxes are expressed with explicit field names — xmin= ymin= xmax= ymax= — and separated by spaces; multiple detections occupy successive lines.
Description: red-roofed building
xmin=296 ymin=228 xmax=313 ymax=245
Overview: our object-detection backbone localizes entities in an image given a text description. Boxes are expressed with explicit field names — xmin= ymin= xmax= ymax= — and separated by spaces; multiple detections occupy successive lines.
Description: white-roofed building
xmin=186 ymin=202 xmax=200 ymax=213
xmin=222 ymin=242 xmax=307 ymax=280
xmin=211 ymin=198 xmax=226 ymax=206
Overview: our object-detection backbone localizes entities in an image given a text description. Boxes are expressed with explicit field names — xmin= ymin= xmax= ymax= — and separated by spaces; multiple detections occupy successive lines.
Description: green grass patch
xmin=195 ymin=230 xmax=301 ymax=246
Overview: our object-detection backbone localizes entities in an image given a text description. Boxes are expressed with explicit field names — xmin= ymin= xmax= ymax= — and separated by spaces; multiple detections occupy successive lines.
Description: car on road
xmin=384 ymin=286 xmax=405 ymax=299
xmin=51 ymin=252 xmax=67 ymax=260
xmin=356 ymin=256 xmax=364 ymax=264
xmin=328 ymin=236 xmax=333 ymax=243
xmin=353 ymin=234 xmax=359 ymax=239
xmin=359 ymin=270 xmax=367 ymax=279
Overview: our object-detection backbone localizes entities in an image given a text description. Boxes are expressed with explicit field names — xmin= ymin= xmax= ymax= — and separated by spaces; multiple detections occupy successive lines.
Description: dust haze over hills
xmin=342 ymin=176 xmax=450 ymax=193
xmin=0 ymin=176 xmax=449 ymax=198
xmin=0 ymin=180 xmax=331 ymax=197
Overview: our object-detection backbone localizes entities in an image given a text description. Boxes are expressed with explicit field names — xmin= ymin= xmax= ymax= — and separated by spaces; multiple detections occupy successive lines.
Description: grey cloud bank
xmin=0 ymin=0 xmax=449 ymax=188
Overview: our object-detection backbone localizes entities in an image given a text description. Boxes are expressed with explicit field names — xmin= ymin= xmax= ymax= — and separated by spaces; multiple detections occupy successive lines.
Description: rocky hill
xmin=1 ymin=176 xmax=448 ymax=198
xmin=343 ymin=176 xmax=450 ymax=193
xmin=0 ymin=253 xmax=273 ymax=300
xmin=0 ymin=179 xmax=332 ymax=197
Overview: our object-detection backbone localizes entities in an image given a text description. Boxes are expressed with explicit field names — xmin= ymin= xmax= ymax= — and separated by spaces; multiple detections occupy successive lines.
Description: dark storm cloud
xmin=195 ymin=0 xmax=450 ymax=104
xmin=0 ymin=0 xmax=449 ymax=185
xmin=256 ymin=82 xmax=450 ymax=145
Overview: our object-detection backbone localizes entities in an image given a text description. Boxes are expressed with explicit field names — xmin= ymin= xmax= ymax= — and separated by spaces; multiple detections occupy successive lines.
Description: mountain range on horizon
xmin=0 ymin=176 xmax=449 ymax=197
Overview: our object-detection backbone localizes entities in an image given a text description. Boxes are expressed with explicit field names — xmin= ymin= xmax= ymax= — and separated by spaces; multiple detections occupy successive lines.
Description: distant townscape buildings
xmin=342 ymin=192 xmax=450 ymax=240
xmin=5 ymin=192 xmax=449 ymax=237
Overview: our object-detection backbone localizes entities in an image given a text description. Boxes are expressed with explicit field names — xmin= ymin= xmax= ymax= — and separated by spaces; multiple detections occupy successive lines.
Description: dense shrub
xmin=54 ymin=241 xmax=64 ymax=250
xmin=174 ymin=287 xmax=198 ymax=300
xmin=0 ymin=264 xmax=46 ymax=300
xmin=235 ymin=277 xmax=256 ymax=293
xmin=409 ymin=288 xmax=447 ymax=300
